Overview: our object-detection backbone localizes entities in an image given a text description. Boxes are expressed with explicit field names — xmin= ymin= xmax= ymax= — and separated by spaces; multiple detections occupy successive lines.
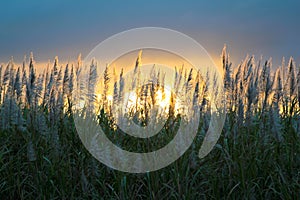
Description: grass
xmin=0 ymin=109 xmax=299 ymax=199
xmin=0 ymin=49 xmax=299 ymax=199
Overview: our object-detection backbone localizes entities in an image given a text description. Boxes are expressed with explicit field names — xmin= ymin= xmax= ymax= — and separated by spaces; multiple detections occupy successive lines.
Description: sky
xmin=0 ymin=0 xmax=300 ymax=69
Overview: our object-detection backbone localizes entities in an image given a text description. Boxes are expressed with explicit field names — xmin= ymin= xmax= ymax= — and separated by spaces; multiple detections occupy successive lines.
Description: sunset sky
xmin=1 ymin=0 xmax=300 ymax=68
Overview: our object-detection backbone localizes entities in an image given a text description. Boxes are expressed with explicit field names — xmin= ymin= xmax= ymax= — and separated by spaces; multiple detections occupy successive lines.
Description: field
xmin=0 ymin=47 xmax=299 ymax=199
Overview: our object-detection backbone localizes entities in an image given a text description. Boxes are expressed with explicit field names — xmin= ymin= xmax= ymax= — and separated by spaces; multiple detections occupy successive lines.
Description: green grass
xmin=0 ymin=110 xmax=299 ymax=199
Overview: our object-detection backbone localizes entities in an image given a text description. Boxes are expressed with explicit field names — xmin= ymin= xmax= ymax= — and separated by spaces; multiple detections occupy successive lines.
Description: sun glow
xmin=122 ymin=86 xmax=173 ymax=115
xmin=88 ymin=49 xmax=209 ymax=120
xmin=155 ymin=88 xmax=171 ymax=109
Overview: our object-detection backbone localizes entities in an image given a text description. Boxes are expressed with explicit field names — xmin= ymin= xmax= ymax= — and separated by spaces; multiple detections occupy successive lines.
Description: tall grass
xmin=0 ymin=47 xmax=299 ymax=199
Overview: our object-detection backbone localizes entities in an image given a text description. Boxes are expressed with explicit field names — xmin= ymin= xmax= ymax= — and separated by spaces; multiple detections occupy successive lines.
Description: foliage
xmin=0 ymin=47 xmax=299 ymax=199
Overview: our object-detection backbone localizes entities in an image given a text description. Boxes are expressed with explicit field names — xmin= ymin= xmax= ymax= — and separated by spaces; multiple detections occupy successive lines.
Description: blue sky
xmin=0 ymin=0 xmax=300 ymax=68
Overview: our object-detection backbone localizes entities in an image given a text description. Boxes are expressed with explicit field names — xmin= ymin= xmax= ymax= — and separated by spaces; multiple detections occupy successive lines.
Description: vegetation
xmin=0 ymin=46 xmax=299 ymax=199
